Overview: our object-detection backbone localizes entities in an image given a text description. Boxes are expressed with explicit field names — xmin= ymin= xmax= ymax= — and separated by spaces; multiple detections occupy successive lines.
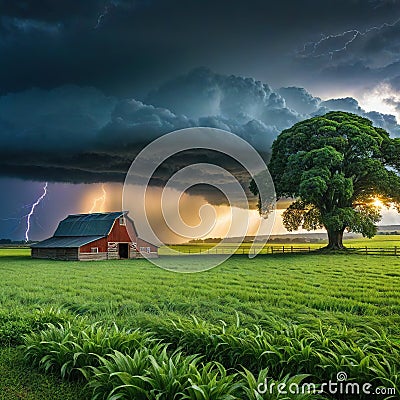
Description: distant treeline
xmin=258 ymin=237 xmax=326 ymax=243
xmin=188 ymin=238 xmax=222 ymax=244
xmin=188 ymin=237 xmax=327 ymax=244
xmin=0 ymin=239 xmax=33 ymax=244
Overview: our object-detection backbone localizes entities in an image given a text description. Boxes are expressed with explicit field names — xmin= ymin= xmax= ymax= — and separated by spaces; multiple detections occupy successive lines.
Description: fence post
xmin=291 ymin=246 xmax=293 ymax=253
xmin=365 ymin=246 xmax=368 ymax=255
xmin=283 ymin=246 xmax=285 ymax=254
xmin=308 ymin=246 xmax=311 ymax=252
xmin=395 ymin=246 xmax=397 ymax=256
xmin=271 ymin=247 xmax=274 ymax=255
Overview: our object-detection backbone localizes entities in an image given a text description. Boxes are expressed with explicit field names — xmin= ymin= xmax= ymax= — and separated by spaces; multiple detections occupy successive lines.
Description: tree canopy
xmin=258 ymin=111 xmax=400 ymax=249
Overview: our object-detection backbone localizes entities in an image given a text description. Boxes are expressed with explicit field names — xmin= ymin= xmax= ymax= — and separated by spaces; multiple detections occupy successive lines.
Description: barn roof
xmin=31 ymin=236 xmax=104 ymax=248
xmin=54 ymin=212 xmax=126 ymax=237
xmin=31 ymin=212 xmax=128 ymax=249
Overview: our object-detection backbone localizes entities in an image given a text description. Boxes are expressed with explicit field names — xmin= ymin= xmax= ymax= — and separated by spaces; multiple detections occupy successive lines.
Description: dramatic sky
xmin=1 ymin=0 xmax=400 ymax=241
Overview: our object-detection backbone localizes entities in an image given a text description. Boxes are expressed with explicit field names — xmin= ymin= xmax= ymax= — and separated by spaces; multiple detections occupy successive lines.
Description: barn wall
xmin=79 ymin=237 xmax=108 ymax=253
xmin=79 ymin=252 xmax=108 ymax=261
xmin=31 ymin=248 xmax=79 ymax=260
xmin=79 ymin=218 xmax=136 ymax=253
xmin=108 ymin=219 xmax=134 ymax=242
xmin=136 ymin=237 xmax=159 ymax=258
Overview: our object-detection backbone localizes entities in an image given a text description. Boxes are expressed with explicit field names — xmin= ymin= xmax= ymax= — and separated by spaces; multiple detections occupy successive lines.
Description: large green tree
xmin=256 ymin=111 xmax=400 ymax=249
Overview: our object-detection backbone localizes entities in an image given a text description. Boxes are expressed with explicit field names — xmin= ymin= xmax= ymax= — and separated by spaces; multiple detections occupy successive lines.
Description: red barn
xmin=31 ymin=211 xmax=158 ymax=261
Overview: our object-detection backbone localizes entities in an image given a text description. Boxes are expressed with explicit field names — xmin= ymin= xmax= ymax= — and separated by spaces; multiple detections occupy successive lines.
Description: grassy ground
xmin=0 ymin=347 xmax=89 ymax=400
xmin=0 ymin=243 xmax=399 ymax=398
xmin=0 ymin=248 xmax=399 ymax=330
xmin=344 ymin=234 xmax=400 ymax=248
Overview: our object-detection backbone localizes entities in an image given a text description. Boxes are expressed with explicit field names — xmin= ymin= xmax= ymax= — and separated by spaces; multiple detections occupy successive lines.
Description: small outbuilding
xmin=31 ymin=211 xmax=158 ymax=261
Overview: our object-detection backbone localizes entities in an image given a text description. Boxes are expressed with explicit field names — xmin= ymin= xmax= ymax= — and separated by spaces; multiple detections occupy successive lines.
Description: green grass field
xmin=0 ymin=239 xmax=399 ymax=399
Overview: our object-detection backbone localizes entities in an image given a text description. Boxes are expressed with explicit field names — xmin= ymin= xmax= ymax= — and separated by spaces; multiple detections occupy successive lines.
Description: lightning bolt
xmin=94 ymin=4 xmax=111 ymax=29
xmin=25 ymin=182 xmax=48 ymax=242
xmin=89 ymin=184 xmax=107 ymax=213
xmin=298 ymin=17 xmax=400 ymax=59
xmin=94 ymin=1 xmax=123 ymax=29
xmin=94 ymin=1 xmax=138 ymax=29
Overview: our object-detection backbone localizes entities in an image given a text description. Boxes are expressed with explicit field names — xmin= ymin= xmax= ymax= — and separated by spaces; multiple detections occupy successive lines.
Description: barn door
xmin=118 ymin=243 xmax=129 ymax=259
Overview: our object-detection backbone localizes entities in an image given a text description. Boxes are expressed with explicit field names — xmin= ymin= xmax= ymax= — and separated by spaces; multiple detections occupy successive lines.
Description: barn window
xmin=140 ymin=246 xmax=151 ymax=253
xmin=91 ymin=247 xmax=99 ymax=253
xmin=119 ymin=216 xmax=126 ymax=226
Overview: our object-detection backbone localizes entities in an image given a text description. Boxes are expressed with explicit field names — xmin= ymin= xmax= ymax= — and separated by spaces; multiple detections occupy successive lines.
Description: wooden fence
xmin=350 ymin=246 xmax=399 ymax=256
xmin=163 ymin=245 xmax=400 ymax=256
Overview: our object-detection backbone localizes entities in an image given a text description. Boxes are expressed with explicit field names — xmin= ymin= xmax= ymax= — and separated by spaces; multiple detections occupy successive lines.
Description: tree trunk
xmin=325 ymin=227 xmax=346 ymax=250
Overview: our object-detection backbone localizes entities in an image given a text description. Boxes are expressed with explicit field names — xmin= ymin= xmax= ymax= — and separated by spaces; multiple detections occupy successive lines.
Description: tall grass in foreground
xmin=22 ymin=317 xmax=399 ymax=399
xmin=24 ymin=321 xmax=155 ymax=379
xmin=147 ymin=315 xmax=399 ymax=389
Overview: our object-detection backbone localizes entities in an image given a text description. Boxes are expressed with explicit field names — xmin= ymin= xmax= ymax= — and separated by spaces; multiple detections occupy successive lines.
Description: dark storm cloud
xmin=319 ymin=98 xmax=363 ymax=114
xmin=146 ymin=68 xmax=276 ymax=119
xmin=293 ymin=13 xmax=400 ymax=91
xmin=0 ymin=86 xmax=116 ymax=151
xmin=0 ymin=1 xmax=101 ymax=22
xmin=98 ymin=99 xmax=195 ymax=149
xmin=1 ymin=68 xmax=400 ymax=187
xmin=146 ymin=68 xmax=299 ymax=140
xmin=0 ymin=0 xmax=174 ymax=96
xmin=0 ymin=70 xmax=281 ymax=184
xmin=317 ymin=96 xmax=400 ymax=136
xmin=1 ymin=17 xmax=62 ymax=34
xmin=385 ymin=97 xmax=400 ymax=113
xmin=365 ymin=111 xmax=400 ymax=136
xmin=1 ymin=0 xmax=399 ymax=96
xmin=388 ymin=75 xmax=400 ymax=90
xmin=276 ymin=87 xmax=320 ymax=115
xmin=1 ymin=0 xmax=400 ymax=193
xmin=299 ymin=20 xmax=400 ymax=65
